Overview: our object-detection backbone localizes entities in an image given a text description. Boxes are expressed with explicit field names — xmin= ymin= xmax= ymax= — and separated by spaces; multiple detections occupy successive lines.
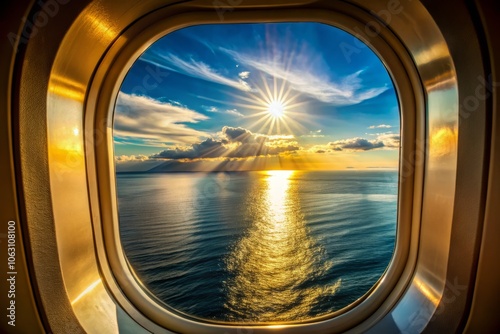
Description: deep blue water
xmin=117 ymin=170 xmax=397 ymax=322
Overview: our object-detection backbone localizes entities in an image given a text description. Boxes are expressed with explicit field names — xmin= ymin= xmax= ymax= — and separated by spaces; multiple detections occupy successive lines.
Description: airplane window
xmin=113 ymin=22 xmax=400 ymax=323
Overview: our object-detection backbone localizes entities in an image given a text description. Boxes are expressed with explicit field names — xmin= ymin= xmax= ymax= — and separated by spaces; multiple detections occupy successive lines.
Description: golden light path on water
xmin=224 ymin=170 xmax=341 ymax=322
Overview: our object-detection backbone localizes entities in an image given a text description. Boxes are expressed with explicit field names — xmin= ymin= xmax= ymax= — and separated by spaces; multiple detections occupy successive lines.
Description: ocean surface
xmin=117 ymin=170 xmax=397 ymax=322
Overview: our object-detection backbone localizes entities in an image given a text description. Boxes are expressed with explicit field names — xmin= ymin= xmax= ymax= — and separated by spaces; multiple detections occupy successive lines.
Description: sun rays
xmin=226 ymin=74 xmax=315 ymax=137
xmin=267 ymin=99 xmax=285 ymax=118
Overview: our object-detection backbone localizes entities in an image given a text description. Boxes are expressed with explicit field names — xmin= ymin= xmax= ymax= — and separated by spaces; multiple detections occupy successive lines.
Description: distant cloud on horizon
xmin=329 ymin=138 xmax=384 ymax=151
xmin=308 ymin=133 xmax=400 ymax=153
xmin=115 ymin=154 xmax=150 ymax=162
xmin=368 ymin=124 xmax=392 ymax=129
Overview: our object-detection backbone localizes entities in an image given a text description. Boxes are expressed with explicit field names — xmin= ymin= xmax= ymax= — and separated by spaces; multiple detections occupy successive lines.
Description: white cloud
xmin=368 ymin=124 xmax=392 ymax=129
xmin=226 ymin=109 xmax=244 ymax=117
xmin=140 ymin=52 xmax=252 ymax=91
xmin=301 ymin=129 xmax=325 ymax=138
xmin=204 ymin=106 xmax=219 ymax=112
xmin=220 ymin=48 xmax=388 ymax=105
xmin=238 ymin=71 xmax=250 ymax=79
xmin=114 ymin=93 xmax=209 ymax=146
xmin=169 ymin=100 xmax=182 ymax=106
xmin=203 ymin=105 xmax=244 ymax=117
xmin=367 ymin=131 xmax=393 ymax=136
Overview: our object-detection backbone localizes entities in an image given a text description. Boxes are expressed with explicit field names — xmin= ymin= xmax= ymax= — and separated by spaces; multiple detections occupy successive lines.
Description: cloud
xmin=307 ymin=130 xmax=400 ymax=153
xmin=115 ymin=154 xmax=149 ymax=162
xmin=150 ymin=138 xmax=226 ymax=159
xmin=204 ymin=106 xmax=219 ymax=112
xmin=169 ymin=100 xmax=182 ymax=106
xmin=302 ymin=129 xmax=325 ymax=138
xmin=225 ymin=109 xmax=244 ymax=117
xmin=328 ymin=137 xmax=384 ymax=151
xmin=203 ymin=105 xmax=244 ymax=117
xmin=140 ymin=51 xmax=252 ymax=91
xmin=114 ymin=93 xmax=209 ymax=145
xmin=330 ymin=138 xmax=384 ymax=151
xmin=115 ymin=154 xmax=150 ymax=162
xmin=220 ymin=48 xmax=388 ymax=105
xmin=222 ymin=126 xmax=255 ymax=143
xmin=327 ymin=133 xmax=400 ymax=151
xmin=238 ymin=71 xmax=250 ymax=79
xmin=150 ymin=126 xmax=299 ymax=160
xmin=377 ymin=133 xmax=400 ymax=148
xmin=368 ymin=124 xmax=392 ymax=129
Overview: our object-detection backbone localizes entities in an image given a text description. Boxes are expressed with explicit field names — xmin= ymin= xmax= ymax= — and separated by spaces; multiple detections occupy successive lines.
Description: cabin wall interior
xmin=0 ymin=0 xmax=498 ymax=333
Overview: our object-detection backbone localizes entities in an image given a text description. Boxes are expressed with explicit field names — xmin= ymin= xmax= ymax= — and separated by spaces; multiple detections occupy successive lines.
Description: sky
xmin=113 ymin=22 xmax=400 ymax=172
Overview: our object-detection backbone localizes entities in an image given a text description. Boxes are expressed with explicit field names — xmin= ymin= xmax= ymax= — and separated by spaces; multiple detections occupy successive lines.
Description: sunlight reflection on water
xmin=223 ymin=170 xmax=341 ymax=322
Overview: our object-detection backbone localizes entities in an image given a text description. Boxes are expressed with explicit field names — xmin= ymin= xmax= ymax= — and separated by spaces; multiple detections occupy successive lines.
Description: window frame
xmin=85 ymin=4 xmax=424 ymax=333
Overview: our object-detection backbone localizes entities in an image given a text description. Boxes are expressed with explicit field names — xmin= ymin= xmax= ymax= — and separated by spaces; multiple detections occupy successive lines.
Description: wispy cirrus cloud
xmin=203 ymin=105 xmax=244 ymax=117
xmin=114 ymin=93 xmax=209 ymax=146
xmin=140 ymin=51 xmax=252 ymax=92
xmin=220 ymin=48 xmax=388 ymax=105
xmin=225 ymin=109 xmax=244 ymax=117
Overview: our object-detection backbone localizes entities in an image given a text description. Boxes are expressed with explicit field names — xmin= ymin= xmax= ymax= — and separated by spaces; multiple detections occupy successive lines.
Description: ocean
xmin=117 ymin=170 xmax=397 ymax=322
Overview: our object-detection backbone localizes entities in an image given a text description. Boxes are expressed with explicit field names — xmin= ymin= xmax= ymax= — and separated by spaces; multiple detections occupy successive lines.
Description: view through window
xmin=114 ymin=22 xmax=399 ymax=322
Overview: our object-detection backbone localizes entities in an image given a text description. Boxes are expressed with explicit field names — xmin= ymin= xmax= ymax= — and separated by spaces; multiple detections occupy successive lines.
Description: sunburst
xmin=225 ymin=74 xmax=313 ymax=136
xmin=267 ymin=99 xmax=285 ymax=119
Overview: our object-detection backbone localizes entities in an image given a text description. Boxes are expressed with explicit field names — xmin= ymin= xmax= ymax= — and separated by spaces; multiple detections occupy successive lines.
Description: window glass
xmin=114 ymin=22 xmax=399 ymax=322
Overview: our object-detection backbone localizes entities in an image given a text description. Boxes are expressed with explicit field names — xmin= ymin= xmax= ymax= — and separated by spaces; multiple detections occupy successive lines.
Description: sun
xmin=267 ymin=99 xmax=285 ymax=118
xmin=224 ymin=75 xmax=310 ymax=135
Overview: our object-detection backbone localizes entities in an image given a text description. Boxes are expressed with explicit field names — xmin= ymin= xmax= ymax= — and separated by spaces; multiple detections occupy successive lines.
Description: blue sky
xmin=114 ymin=22 xmax=400 ymax=171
